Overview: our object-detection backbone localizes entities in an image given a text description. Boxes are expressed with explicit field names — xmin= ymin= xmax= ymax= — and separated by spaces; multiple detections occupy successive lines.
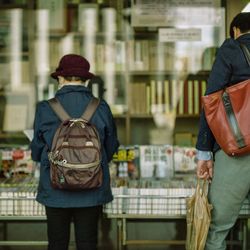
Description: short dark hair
xmin=230 ymin=12 xmax=250 ymax=38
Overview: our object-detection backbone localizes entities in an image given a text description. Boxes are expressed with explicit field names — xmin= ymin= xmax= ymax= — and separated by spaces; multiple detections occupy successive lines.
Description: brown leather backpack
xmin=48 ymin=97 xmax=102 ymax=190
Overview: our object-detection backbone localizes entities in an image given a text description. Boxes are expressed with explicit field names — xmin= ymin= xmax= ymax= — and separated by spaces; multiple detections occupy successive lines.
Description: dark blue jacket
xmin=196 ymin=33 xmax=250 ymax=152
xmin=31 ymin=85 xmax=119 ymax=208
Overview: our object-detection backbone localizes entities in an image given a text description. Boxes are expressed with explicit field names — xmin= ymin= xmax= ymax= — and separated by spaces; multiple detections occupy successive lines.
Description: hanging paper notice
xmin=159 ymin=28 xmax=202 ymax=42
xmin=131 ymin=0 xmax=222 ymax=27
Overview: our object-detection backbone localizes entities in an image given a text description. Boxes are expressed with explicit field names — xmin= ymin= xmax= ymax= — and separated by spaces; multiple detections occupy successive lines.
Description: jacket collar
xmin=236 ymin=33 xmax=250 ymax=43
xmin=55 ymin=85 xmax=91 ymax=96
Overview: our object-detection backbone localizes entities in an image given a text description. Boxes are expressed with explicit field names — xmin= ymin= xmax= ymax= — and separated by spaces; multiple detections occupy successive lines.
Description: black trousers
xmin=45 ymin=206 xmax=101 ymax=250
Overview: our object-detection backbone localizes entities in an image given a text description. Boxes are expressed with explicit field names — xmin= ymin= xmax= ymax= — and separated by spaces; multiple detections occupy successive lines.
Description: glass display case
xmin=0 ymin=1 xmax=250 ymax=250
xmin=0 ymin=0 xmax=226 ymax=147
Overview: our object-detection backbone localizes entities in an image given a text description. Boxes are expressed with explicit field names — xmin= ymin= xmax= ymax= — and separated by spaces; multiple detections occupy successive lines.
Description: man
xmin=196 ymin=12 xmax=250 ymax=250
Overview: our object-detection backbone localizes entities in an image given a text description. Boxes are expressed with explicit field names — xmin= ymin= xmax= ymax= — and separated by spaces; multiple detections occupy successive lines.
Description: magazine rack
xmin=104 ymin=188 xmax=250 ymax=250
xmin=0 ymin=184 xmax=249 ymax=248
xmin=0 ymin=179 xmax=47 ymax=246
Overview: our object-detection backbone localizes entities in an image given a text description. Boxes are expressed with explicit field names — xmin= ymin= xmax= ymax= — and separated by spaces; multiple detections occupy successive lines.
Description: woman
xmin=31 ymin=54 xmax=119 ymax=250
xmin=196 ymin=12 xmax=250 ymax=250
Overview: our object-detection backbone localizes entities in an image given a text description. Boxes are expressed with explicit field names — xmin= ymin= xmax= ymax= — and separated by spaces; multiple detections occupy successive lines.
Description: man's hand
xmin=196 ymin=159 xmax=213 ymax=181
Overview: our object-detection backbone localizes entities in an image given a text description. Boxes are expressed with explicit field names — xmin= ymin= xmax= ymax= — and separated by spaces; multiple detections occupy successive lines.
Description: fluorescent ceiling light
xmin=242 ymin=3 xmax=250 ymax=12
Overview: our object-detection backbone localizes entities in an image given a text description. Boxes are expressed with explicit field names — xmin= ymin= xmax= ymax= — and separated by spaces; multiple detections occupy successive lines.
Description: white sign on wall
xmin=159 ymin=28 xmax=202 ymax=42
xmin=131 ymin=0 xmax=222 ymax=27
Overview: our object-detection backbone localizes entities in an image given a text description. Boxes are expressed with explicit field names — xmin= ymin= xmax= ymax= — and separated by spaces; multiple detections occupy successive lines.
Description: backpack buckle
xmin=69 ymin=118 xmax=86 ymax=128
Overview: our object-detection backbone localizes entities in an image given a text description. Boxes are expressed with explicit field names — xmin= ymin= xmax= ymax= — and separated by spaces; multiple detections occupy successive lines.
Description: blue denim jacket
xmin=196 ymin=34 xmax=250 ymax=152
xmin=31 ymin=85 xmax=119 ymax=208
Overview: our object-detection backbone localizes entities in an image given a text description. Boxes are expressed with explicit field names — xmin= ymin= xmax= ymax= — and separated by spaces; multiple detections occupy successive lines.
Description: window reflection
xmin=0 ymin=1 xmax=226 ymax=145
xmin=102 ymin=7 xmax=116 ymax=105
xmin=79 ymin=4 xmax=98 ymax=72
xmin=10 ymin=9 xmax=22 ymax=90
xmin=36 ymin=9 xmax=49 ymax=101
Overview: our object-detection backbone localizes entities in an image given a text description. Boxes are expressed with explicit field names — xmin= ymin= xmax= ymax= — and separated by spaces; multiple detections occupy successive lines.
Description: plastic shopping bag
xmin=186 ymin=179 xmax=213 ymax=250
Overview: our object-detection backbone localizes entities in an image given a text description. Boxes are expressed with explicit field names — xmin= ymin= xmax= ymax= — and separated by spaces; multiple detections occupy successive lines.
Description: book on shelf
xmin=148 ymin=41 xmax=175 ymax=71
xmin=148 ymin=41 xmax=157 ymax=71
xmin=140 ymin=83 xmax=147 ymax=114
xmin=165 ymin=43 xmax=175 ymax=71
xmin=129 ymin=77 xmax=207 ymax=116
xmin=179 ymin=79 xmax=208 ymax=116
xmin=94 ymin=41 xmax=126 ymax=73
xmin=150 ymin=80 xmax=156 ymax=113
xmin=177 ymin=80 xmax=184 ymax=115
xmin=128 ymin=40 xmax=149 ymax=71
xmin=141 ymin=40 xmax=150 ymax=71
xmin=134 ymin=41 xmax=143 ymax=70
xmin=164 ymin=80 xmax=170 ymax=113
xmin=95 ymin=43 xmax=105 ymax=72
xmin=156 ymin=80 xmax=164 ymax=113
xmin=187 ymin=80 xmax=193 ymax=115
xmin=198 ymin=79 xmax=207 ymax=113
xmin=182 ymin=80 xmax=188 ymax=115
xmin=103 ymin=43 xmax=116 ymax=73
xmin=115 ymin=40 xmax=126 ymax=71
xmin=146 ymin=84 xmax=151 ymax=114
xmin=66 ymin=5 xmax=78 ymax=32
xmin=131 ymin=82 xmax=150 ymax=114
xmin=105 ymin=73 xmax=126 ymax=114
xmin=171 ymin=79 xmax=178 ymax=111
xmin=131 ymin=82 xmax=146 ymax=114
xmin=193 ymin=80 xmax=200 ymax=115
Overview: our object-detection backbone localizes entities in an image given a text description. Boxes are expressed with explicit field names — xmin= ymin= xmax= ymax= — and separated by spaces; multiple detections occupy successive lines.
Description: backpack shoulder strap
xmin=48 ymin=98 xmax=71 ymax=121
xmin=240 ymin=44 xmax=250 ymax=66
xmin=81 ymin=97 xmax=100 ymax=122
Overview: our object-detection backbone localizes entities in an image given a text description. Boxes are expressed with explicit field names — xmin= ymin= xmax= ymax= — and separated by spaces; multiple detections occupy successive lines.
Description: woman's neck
xmin=58 ymin=81 xmax=86 ymax=89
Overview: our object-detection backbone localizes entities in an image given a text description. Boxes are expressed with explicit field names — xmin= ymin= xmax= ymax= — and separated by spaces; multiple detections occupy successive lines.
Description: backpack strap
xmin=228 ymin=44 xmax=250 ymax=87
xmin=81 ymin=97 xmax=100 ymax=122
xmin=48 ymin=98 xmax=71 ymax=121
xmin=240 ymin=44 xmax=250 ymax=66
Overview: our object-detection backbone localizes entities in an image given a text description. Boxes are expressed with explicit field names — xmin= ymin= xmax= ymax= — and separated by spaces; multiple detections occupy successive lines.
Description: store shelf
xmin=104 ymin=189 xmax=250 ymax=250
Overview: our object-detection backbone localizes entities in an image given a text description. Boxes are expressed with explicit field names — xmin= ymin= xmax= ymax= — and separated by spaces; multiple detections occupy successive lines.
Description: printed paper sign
xmin=131 ymin=0 xmax=222 ymax=27
xmin=159 ymin=28 xmax=202 ymax=42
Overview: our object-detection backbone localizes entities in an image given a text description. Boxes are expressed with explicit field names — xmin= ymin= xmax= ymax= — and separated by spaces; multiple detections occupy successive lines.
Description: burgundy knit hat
xmin=51 ymin=54 xmax=94 ymax=80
